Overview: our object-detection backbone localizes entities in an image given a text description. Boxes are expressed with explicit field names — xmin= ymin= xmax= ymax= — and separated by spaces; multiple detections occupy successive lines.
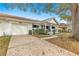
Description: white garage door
xmin=12 ymin=24 xmax=29 ymax=35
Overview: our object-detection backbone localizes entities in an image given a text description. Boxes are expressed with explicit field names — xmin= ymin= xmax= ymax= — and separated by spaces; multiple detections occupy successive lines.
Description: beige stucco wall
xmin=0 ymin=22 xmax=11 ymax=36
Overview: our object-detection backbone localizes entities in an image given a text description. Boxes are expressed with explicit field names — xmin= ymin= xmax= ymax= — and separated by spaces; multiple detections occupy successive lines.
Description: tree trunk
xmin=72 ymin=4 xmax=79 ymax=40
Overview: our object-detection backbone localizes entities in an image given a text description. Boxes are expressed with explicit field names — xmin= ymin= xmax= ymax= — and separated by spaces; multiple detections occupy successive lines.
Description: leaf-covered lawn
xmin=0 ymin=36 xmax=11 ymax=56
xmin=46 ymin=33 xmax=79 ymax=55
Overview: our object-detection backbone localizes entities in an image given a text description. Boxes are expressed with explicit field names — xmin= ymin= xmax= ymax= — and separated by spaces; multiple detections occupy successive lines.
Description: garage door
xmin=12 ymin=24 xmax=28 ymax=35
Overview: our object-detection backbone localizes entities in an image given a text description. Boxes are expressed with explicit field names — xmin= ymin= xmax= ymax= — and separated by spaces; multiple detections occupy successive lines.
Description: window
xmin=33 ymin=25 xmax=39 ymax=28
xmin=52 ymin=26 xmax=55 ymax=29
xmin=46 ymin=26 xmax=50 ymax=29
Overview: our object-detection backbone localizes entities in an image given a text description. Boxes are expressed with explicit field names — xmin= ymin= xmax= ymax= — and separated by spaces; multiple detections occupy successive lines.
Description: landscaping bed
xmin=0 ymin=36 xmax=11 ymax=56
xmin=32 ymin=28 xmax=51 ymax=38
xmin=46 ymin=33 xmax=79 ymax=55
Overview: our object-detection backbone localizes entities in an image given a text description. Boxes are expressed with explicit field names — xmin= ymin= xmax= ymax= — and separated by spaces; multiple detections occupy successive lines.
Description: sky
xmin=0 ymin=3 xmax=61 ymax=23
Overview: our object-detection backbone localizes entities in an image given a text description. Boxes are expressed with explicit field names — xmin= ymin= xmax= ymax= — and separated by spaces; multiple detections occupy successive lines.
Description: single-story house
xmin=58 ymin=21 xmax=72 ymax=32
xmin=0 ymin=13 xmax=58 ymax=36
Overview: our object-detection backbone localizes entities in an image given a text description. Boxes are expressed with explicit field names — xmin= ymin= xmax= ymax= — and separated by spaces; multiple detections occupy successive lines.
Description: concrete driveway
xmin=6 ymin=35 xmax=77 ymax=56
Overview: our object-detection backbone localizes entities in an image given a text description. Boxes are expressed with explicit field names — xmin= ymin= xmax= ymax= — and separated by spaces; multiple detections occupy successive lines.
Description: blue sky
xmin=0 ymin=3 xmax=61 ymax=23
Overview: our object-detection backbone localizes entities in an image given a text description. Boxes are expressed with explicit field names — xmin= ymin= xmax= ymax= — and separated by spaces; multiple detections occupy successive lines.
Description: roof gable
xmin=42 ymin=18 xmax=58 ymax=25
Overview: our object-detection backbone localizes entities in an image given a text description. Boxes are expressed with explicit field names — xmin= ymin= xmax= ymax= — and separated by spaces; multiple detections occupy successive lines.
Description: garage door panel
xmin=12 ymin=24 xmax=28 ymax=35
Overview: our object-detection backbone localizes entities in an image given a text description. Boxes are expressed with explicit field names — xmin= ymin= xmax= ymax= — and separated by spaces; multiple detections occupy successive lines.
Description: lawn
xmin=0 ymin=36 xmax=11 ymax=56
xmin=46 ymin=33 xmax=79 ymax=55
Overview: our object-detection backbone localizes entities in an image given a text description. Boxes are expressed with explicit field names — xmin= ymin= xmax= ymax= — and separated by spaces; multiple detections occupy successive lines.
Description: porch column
xmin=39 ymin=24 xmax=41 ymax=29
xmin=50 ymin=24 xmax=53 ymax=35
xmin=45 ymin=23 xmax=47 ymax=32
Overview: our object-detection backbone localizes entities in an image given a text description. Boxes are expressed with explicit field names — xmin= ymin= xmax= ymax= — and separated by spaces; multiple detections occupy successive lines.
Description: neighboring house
xmin=59 ymin=20 xmax=72 ymax=32
xmin=59 ymin=23 xmax=67 ymax=32
xmin=59 ymin=23 xmax=67 ymax=28
xmin=0 ymin=13 xmax=58 ymax=36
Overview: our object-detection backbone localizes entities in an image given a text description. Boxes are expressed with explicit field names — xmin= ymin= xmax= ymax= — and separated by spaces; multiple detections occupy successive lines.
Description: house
xmin=0 ymin=13 xmax=58 ymax=36
xmin=59 ymin=23 xmax=67 ymax=32
xmin=59 ymin=22 xmax=72 ymax=32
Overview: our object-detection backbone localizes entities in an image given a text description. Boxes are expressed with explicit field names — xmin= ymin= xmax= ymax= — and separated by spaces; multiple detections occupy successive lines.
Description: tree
xmin=56 ymin=4 xmax=79 ymax=40
xmin=71 ymin=4 xmax=79 ymax=40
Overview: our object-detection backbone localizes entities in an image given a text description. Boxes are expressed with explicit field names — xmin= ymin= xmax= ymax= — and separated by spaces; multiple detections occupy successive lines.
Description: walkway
xmin=7 ymin=35 xmax=77 ymax=56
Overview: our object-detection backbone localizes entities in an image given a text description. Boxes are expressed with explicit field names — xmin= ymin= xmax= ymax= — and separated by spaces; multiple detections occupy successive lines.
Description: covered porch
xmin=32 ymin=23 xmax=58 ymax=35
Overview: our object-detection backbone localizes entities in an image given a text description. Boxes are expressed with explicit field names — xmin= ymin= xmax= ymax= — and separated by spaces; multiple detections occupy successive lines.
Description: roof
xmin=0 ymin=13 xmax=58 ymax=25
xmin=0 ymin=13 xmax=40 ymax=23
xmin=42 ymin=17 xmax=58 ymax=25
xmin=59 ymin=23 xmax=67 ymax=28
xmin=60 ymin=20 xmax=67 ymax=24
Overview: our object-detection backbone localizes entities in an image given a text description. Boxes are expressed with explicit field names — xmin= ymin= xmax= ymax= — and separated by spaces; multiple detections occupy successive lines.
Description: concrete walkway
xmin=7 ymin=35 xmax=77 ymax=56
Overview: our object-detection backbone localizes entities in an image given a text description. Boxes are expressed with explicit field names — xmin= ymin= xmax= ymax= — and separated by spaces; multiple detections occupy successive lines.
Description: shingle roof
xmin=0 ymin=13 xmax=40 ymax=23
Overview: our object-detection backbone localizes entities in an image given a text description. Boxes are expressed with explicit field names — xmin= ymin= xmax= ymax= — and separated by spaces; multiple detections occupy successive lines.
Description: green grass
xmin=0 ymin=36 xmax=11 ymax=56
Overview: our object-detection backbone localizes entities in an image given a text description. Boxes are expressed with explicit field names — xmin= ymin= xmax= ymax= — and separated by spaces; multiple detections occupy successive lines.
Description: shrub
xmin=33 ymin=29 xmax=47 ymax=35
xmin=3 ymin=32 xmax=12 ymax=37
